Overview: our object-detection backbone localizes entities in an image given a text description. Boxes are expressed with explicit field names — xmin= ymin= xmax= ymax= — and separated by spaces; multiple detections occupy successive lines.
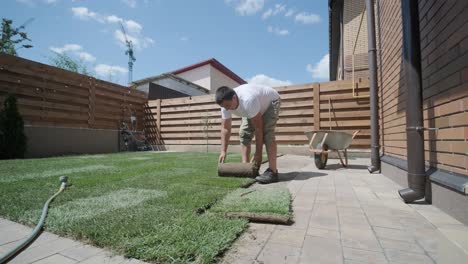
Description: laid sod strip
xmin=210 ymin=186 xmax=292 ymax=224
xmin=0 ymin=152 xmax=255 ymax=263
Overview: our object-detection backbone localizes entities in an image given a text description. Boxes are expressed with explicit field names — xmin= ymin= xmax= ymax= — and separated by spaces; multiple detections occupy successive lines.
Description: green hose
xmin=0 ymin=176 xmax=68 ymax=264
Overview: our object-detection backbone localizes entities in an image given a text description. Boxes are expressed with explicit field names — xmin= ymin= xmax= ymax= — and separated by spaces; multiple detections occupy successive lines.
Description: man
xmin=215 ymin=84 xmax=281 ymax=184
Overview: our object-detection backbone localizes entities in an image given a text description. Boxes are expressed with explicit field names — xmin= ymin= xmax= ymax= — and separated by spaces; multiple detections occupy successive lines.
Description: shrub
xmin=0 ymin=95 xmax=27 ymax=159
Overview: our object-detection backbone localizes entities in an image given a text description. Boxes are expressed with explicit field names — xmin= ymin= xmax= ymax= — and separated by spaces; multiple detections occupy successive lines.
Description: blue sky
xmin=2 ymin=0 xmax=330 ymax=86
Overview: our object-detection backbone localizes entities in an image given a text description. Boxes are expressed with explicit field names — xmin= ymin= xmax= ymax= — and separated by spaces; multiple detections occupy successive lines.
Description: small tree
xmin=49 ymin=52 xmax=93 ymax=76
xmin=0 ymin=95 xmax=27 ymax=159
xmin=0 ymin=18 xmax=33 ymax=55
xmin=201 ymin=111 xmax=213 ymax=153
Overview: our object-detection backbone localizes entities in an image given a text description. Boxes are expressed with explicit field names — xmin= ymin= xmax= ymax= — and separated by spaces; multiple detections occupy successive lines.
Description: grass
xmin=211 ymin=186 xmax=292 ymax=224
xmin=0 ymin=152 xmax=260 ymax=263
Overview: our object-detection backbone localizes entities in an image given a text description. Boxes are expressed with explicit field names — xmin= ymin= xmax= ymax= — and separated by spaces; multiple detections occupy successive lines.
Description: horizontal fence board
xmin=0 ymin=54 xmax=146 ymax=131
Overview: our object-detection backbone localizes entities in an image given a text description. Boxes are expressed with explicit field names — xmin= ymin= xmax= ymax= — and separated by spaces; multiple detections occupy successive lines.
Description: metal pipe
xmin=365 ymin=0 xmax=381 ymax=173
xmin=399 ymin=0 xmax=426 ymax=203
xmin=0 ymin=177 xmax=68 ymax=264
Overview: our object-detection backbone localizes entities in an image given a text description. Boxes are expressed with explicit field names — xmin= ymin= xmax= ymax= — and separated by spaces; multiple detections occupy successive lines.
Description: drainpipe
xmin=398 ymin=0 xmax=426 ymax=203
xmin=365 ymin=0 xmax=381 ymax=173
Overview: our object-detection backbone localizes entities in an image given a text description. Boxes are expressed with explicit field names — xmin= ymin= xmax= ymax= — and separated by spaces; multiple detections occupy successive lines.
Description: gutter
xmin=398 ymin=0 xmax=427 ymax=203
xmin=365 ymin=0 xmax=381 ymax=173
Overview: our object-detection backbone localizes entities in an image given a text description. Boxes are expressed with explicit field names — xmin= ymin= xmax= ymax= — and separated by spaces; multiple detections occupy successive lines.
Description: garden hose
xmin=0 ymin=176 xmax=68 ymax=264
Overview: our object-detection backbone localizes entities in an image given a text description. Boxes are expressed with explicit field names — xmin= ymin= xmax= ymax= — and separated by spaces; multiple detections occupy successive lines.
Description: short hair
xmin=215 ymin=86 xmax=236 ymax=104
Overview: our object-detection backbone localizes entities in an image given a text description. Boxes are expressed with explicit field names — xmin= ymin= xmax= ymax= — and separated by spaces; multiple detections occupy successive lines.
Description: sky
xmin=1 ymin=0 xmax=330 ymax=87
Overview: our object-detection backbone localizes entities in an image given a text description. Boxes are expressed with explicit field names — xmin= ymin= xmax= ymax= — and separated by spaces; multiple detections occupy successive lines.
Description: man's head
xmin=215 ymin=86 xmax=238 ymax=110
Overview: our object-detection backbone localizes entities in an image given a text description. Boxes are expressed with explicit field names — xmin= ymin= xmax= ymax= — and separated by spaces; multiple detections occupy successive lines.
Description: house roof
xmin=131 ymin=73 xmax=209 ymax=94
xmin=171 ymin=58 xmax=247 ymax=84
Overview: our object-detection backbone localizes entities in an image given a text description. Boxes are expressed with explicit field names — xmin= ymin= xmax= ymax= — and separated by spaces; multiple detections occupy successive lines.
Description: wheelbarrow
xmin=304 ymin=130 xmax=360 ymax=169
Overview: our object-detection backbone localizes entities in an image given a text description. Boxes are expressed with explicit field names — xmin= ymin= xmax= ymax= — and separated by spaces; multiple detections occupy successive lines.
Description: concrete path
xmin=221 ymin=155 xmax=468 ymax=264
xmin=0 ymin=218 xmax=147 ymax=264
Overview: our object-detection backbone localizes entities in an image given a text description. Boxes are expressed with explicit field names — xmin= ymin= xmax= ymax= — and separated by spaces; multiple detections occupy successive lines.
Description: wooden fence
xmin=145 ymin=79 xmax=371 ymax=149
xmin=0 ymin=54 xmax=147 ymax=130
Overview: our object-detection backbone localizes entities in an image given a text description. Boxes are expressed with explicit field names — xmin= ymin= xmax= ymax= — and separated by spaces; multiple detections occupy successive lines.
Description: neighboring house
xmin=171 ymin=58 xmax=246 ymax=93
xmin=132 ymin=73 xmax=209 ymax=100
xmin=132 ymin=58 xmax=246 ymax=100
xmin=330 ymin=0 xmax=468 ymax=224
xmin=329 ymin=0 xmax=371 ymax=81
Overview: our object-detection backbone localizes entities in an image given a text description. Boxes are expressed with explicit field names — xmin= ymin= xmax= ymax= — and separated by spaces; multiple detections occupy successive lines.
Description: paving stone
xmin=76 ymin=252 xmax=130 ymax=264
xmin=379 ymin=238 xmax=425 ymax=254
xmin=31 ymin=253 xmax=77 ymax=264
xmin=268 ymin=226 xmax=306 ymax=247
xmin=8 ymin=237 xmax=80 ymax=264
xmin=291 ymin=209 xmax=312 ymax=229
xmin=299 ymin=235 xmax=343 ymax=264
xmin=384 ymin=249 xmax=434 ymax=264
xmin=416 ymin=209 xmax=464 ymax=227
xmin=342 ymin=247 xmax=387 ymax=264
xmin=373 ymin=227 xmax=415 ymax=243
xmin=340 ymin=226 xmax=382 ymax=252
xmin=0 ymin=224 xmax=30 ymax=245
xmin=59 ymin=244 xmax=104 ymax=262
xmin=292 ymin=197 xmax=314 ymax=210
xmin=306 ymin=227 xmax=340 ymax=240
xmin=256 ymin=242 xmax=301 ymax=264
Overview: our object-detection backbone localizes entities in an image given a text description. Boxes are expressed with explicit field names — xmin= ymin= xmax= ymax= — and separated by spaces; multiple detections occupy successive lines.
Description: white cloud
xmin=71 ymin=6 xmax=154 ymax=50
xmin=16 ymin=0 xmax=58 ymax=6
xmin=50 ymin=44 xmax=83 ymax=54
xmin=71 ymin=7 xmax=102 ymax=21
xmin=285 ymin=9 xmax=295 ymax=17
xmin=78 ymin=52 xmax=96 ymax=62
xmin=267 ymin=26 xmax=289 ymax=36
xmin=295 ymin=12 xmax=320 ymax=24
xmin=122 ymin=0 xmax=137 ymax=8
xmin=50 ymin=44 xmax=96 ymax=63
xmin=94 ymin=64 xmax=127 ymax=78
xmin=262 ymin=4 xmax=286 ymax=19
xmin=226 ymin=0 xmax=264 ymax=16
xmin=306 ymin=54 xmax=329 ymax=80
xmin=180 ymin=36 xmax=189 ymax=41
xmin=248 ymin=74 xmax=292 ymax=87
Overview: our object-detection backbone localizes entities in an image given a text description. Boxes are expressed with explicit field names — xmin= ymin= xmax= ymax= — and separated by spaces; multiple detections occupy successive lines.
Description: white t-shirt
xmin=221 ymin=83 xmax=280 ymax=119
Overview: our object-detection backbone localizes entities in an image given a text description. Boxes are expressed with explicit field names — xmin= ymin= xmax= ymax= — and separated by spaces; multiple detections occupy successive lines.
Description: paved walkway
xmin=0 ymin=218 xmax=147 ymax=264
xmin=221 ymin=155 xmax=468 ymax=264
xmin=1 ymin=155 xmax=467 ymax=264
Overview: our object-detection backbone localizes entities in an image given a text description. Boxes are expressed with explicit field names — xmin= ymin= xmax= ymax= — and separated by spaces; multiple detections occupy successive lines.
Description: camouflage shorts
xmin=239 ymin=99 xmax=281 ymax=146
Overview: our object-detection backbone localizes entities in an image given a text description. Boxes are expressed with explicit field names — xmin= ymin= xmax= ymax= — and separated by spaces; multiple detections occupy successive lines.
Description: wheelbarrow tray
xmin=304 ymin=130 xmax=359 ymax=168
xmin=305 ymin=130 xmax=357 ymax=152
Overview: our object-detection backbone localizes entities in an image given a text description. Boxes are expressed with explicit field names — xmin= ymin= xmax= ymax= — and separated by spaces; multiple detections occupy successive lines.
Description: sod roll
xmin=218 ymin=163 xmax=259 ymax=177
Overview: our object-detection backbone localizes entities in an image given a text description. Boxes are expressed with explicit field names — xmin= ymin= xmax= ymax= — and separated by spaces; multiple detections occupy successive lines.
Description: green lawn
xmin=0 ymin=152 xmax=258 ymax=263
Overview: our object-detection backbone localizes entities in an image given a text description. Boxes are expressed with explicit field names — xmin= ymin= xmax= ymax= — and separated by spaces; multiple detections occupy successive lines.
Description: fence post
xmin=313 ymin=82 xmax=320 ymax=131
xmin=87 ymin=77 xmax=96 ymax=128
xmin=156 ymin=99 xmax=161 ymax=131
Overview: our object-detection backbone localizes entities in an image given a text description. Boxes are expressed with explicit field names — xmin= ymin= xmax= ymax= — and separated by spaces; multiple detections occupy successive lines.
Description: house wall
xmin=343 ymin=0 xmax=369 ymax=80
xmin=153 ymin=78 xmax=208 ymax=96
xmin=174 ymin=64 xmax=211 ymax=91
xmin=378 ymin=0 xmax=468 ymax=224
xmin=210 ymin=66 xmax=242 ymax=93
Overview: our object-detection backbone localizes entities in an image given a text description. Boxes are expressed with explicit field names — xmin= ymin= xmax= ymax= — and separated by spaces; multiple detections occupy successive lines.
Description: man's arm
xmin=219 ymin=118 xmax=232 ymax=163
xmin=250 ymin=112 xmax=263 ymax=166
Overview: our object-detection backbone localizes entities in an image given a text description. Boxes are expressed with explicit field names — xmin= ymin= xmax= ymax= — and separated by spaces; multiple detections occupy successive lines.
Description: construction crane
xmin=119 ymin=21 xmax=136 ymax=84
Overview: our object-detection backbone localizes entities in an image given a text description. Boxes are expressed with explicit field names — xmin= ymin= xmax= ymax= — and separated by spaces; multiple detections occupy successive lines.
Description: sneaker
xmin=255 ymin=168 xmax=278 ymax=184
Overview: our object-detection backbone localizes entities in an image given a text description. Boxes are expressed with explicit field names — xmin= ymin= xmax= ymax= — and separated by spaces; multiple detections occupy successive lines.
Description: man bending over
xmin=215 ymin=84 xmax=281 ymax=184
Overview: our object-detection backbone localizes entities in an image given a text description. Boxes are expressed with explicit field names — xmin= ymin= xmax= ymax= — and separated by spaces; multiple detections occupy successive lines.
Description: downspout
xmin=365 ymin=0 xmax=381 ymax=173
xmin=340 ymin=7 xmax=345 ymax=80
xmin=398 ymin=0 xmax=426 ymax=202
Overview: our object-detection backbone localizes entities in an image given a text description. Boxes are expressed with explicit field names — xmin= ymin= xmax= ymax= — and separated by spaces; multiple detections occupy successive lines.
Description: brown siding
xmin=419 ymin=0 xmax=468 ymax=175
xmin=378 ymin=0 xmax=406 ymax=160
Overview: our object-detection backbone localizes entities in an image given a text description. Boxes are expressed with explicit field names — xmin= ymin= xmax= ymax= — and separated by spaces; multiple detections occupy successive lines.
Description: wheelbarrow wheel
xmin=314 ymin=143 xmax=328 ymax=169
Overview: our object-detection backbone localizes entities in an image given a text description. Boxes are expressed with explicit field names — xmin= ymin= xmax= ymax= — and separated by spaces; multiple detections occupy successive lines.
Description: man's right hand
xmin=219 ymin=151 xmax=227 ymax=163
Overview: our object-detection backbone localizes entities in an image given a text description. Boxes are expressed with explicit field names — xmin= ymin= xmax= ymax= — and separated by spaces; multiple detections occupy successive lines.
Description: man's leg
xmin=239 ymin=117 xmax=254 ymax=163
xmin=265 ymin=139 xmax=277 ymax=172
xmin=241 ymin=143 xmax=251 ymax=163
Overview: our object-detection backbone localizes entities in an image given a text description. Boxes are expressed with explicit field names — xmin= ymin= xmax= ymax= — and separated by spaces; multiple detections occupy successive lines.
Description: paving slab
xmin=0 ymin=219 xmax=148 ymax=264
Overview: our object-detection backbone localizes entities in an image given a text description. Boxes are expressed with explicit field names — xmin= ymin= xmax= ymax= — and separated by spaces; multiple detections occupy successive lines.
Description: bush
xmin=0 ymin=95 xmax=27 ymax=159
